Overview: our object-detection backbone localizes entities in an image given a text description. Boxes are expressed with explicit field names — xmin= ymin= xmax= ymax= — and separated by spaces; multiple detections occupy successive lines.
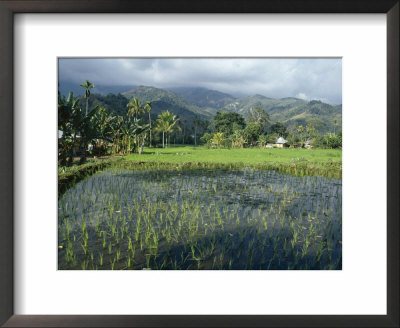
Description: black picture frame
xmin=0 ymin=1 xmax=398 ymax=327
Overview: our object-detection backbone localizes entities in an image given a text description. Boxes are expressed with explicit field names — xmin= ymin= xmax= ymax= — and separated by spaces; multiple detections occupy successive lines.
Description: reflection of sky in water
xmin=60 ymin=168 xmax=341 ymax=226
xmin=59 ymin=169 xmax=342 ymax=270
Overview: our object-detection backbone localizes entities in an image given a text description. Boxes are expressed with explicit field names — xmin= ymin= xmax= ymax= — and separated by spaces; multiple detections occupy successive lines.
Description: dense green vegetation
xmin=61 ymin=84 xmax=342 ymax=134
xmin=169 ymin=86 xmax=236 ymax=112
xmin=223 ymin=95 xmax=341 ymax=134
xmin=199 ymin=108 xmax=341 ymax=150
xmin=59 ymin=83 xmax=342 ymax=156
xmin=58 ymin=91 xmax=150 ymax=165
xmin=81 ymin=93 xmax=129 ymax=117
xmin=123 ymin=86 xmax=209 ymax=122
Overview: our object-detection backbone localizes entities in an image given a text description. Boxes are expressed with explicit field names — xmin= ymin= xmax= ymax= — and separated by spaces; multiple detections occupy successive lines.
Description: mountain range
xmin=61 ymin=84 xmax=342 ymax=134
xmin=168 ymin=87 xmax=236 ymax=111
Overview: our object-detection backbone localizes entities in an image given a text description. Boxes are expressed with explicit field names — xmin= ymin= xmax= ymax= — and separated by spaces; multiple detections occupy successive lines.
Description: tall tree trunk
xmin=148 ymin=112 xmax=152 ymax=147
xmin=162 ymin=132 xmax=165 ymax=148
xmin=139 ymin=135 xmax=147 ymax=155
xmin=85 ymin=97 xmax=89 ymax=116
xmin=79 ymin=140 xmax=86 ymax=164
xmin=68 ymin=134 xmax=77 ymax=165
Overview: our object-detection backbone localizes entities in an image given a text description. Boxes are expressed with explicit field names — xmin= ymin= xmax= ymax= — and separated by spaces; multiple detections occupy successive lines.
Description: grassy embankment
xmin=123 ymin=146 xmax=342 ymax=177
xmin=59 ymin=146 xmax=342 ymax=194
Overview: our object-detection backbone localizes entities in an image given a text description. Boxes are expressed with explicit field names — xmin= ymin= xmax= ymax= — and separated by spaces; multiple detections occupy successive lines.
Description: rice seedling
xmin=58 ymin=165 xmax=341 ymax=270
xmin=99 ymin=253 xmax=103 ymax=267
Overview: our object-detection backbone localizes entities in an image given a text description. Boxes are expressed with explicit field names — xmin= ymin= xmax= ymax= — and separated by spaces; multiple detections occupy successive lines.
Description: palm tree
xmin=131 ymin=118 xmax=150 ymax=154
xmin=126 ymin=97 xmax=145 ymax=150
xmin=80 ymin=80 xmax=95 ymax=115
xmin=155 ymin=115 xmax=168 ymax=149
xmin=119 ymin=120 xmax=131 ymax=155
xmin=127 ymin=97 xmax=143 ymax=119
xmin=296 ymin=125 xmax=305 ymax=144
xmin=59 ymin=90 xmax=108 ymax=164
xmin=63 ymin=99 xmax=100 ymax=164
xmin=109 ymin=116 xmax=122 ymax=154
xmin=91 ymin=107 xmax=115 ymax=155
xmin=77 ymin=106 xmax=101 ymax=163
xmin=155 ymin=111 xmax=180 ymax=148
xmin=144 ymin=101 xmax=152 ymax=146
xmin=58 ymin=92 xmax=80 ymax=165
xmin=182 ymin=119 xmax=187 ymax=144
xmin=211 ymin=132 xmax=224 ymax=148
xmin=231 ymin=129 xmax=245 ymax=148
xmin=193 ymin=116 xmax=200 ymax=146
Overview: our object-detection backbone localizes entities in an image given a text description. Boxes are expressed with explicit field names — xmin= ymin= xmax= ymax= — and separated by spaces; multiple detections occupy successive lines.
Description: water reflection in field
xmin=58 ymin=168 xmax=342 ymax=270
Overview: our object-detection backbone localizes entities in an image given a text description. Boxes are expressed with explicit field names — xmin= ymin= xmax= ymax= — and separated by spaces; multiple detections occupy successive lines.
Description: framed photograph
xmin=1 ymin=1 xmax=398 ymax=327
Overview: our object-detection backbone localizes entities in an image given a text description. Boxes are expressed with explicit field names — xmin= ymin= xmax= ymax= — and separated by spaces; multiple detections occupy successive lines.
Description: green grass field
xmin=59 ymin=146 xmax=342 ymax=194
xmin=124 ymin=145 xmax=342 ymax=164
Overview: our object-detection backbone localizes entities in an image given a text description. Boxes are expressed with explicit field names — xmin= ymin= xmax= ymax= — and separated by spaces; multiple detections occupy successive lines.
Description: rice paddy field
xmin=58 ymin=149 xmax=342 ymax=270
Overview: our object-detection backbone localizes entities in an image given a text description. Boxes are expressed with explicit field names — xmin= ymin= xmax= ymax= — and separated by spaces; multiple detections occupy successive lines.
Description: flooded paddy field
xmin=58 ymin=168 xmax=342 ymax=270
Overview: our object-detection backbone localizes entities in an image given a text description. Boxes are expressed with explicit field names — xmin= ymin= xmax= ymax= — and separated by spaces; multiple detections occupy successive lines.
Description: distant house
xmin=266 ymin=137 xmax=288 ymax=149
xmin=275 ymin=137 xmax=287 ymax=147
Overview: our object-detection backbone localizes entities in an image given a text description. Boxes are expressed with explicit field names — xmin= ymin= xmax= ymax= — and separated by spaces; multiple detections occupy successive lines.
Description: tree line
xmin=58 ymin=81 xmax=180 ymax=166
xmin=199 ymin=107 xmax=342 ymax=149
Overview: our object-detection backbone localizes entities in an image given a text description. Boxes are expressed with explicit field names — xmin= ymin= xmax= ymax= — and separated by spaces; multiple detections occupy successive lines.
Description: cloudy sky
xmin=59 ymin=58 xmax=342 ymax=104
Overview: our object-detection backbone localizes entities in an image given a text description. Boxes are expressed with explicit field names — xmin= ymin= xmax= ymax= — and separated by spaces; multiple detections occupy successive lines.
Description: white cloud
xmin=59 ymin=58 xmax=342 ymax=104
xmin=296 ymin=93 xmax=308 ymax=100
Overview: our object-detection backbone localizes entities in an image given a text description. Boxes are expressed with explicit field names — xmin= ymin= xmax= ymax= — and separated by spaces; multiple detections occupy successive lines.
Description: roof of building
xmin=275 ymin=137 xmax=287 ymax=144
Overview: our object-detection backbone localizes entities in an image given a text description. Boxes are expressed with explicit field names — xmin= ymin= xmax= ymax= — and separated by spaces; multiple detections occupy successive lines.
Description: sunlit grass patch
xmin=124 ymin=146 xmax=342 ymax=164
